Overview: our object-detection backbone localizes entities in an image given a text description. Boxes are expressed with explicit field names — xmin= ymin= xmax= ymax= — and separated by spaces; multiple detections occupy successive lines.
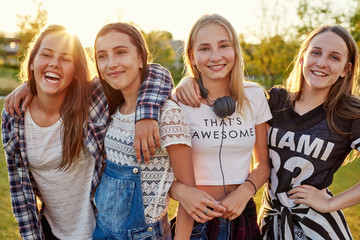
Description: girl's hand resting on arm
xmin=4 ymin=83 xmax=33 ymax=117
xmin=170 ymin=181 xmax=226 ymax=223
xmin=174 ymin=76 xmax=201 ymax=107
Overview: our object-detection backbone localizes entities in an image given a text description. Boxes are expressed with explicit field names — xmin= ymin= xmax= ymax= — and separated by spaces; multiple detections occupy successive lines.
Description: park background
xmin=1 ymin=0 xmax=360 ymax=238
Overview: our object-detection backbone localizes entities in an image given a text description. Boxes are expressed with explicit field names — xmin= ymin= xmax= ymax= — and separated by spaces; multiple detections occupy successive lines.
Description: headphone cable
xmin=219 ymin=121 xmax=227 ymax=196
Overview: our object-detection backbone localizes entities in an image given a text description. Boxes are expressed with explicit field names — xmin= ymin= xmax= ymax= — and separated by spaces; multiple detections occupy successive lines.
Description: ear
xmin=340 ymin=62 xmax=352 ymax=78
xmin=189 ymin=52 xmax=196 ymax=66
xmin=299 ymin=56 xmax=304 ymax=66
xmin=138 ymin=56 xmax=143 ymax=69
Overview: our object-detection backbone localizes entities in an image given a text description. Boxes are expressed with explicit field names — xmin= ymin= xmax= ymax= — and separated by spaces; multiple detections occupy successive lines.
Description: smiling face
xmin=301 ymin=31 xmax=351 ymax=94
xmin=191 ymin=23 xmax=235 ymax=84
xmin=30 ymin=33 xmax=75 ymax=98
xmin=95 ymin=30 xmax=143 ymax=95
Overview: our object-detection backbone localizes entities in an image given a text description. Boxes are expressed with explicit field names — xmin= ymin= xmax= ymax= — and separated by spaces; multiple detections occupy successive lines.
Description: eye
xmin=199 ymin=47 xmax=209 ymax=51
xmin=220 ymin=44 xmax=230 ymax=48
xmin=116 ymin=50 xmax=126 ymax=55
xmin=96 ymin=54 xmax=106 ymax=60
xmin=330 ymin=55 xmax=340 ymax=61
xmin=62 ymin=56 xmax=73 ymax=62
xmin=40 ymin=53 xmax=50 ymax=57
xmin=310 ymin=50 xmax=321 ymax=56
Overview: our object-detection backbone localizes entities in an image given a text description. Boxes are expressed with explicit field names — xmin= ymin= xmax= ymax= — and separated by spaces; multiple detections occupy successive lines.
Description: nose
xmin=48 ymin=58 xmax=60 ymax=68
xmin=108 ymin=55 xmax=118 ymax=69
xmin=317 ymin=56 xmax=327 ymax=68
xmin=210 ymin=49 xmax=222 ymax=62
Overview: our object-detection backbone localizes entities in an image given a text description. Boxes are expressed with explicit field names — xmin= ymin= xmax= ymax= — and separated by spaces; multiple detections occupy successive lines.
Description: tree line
xmin=8 ymin=0 xmax=360 ymax=89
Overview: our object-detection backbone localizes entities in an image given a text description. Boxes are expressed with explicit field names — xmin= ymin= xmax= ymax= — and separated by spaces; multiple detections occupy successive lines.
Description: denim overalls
xmin=93 ymin=160 xmax=171 ymax=240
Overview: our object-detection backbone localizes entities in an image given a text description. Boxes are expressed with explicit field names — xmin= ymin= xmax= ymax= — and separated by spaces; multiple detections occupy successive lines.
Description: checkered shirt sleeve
xmin=2 ymin=109 xmax=43 ymax=240
xmin=135 ymin=63 xmax=174 ymax=122
xmin=87 ymin=78 xmax=109 ymax=191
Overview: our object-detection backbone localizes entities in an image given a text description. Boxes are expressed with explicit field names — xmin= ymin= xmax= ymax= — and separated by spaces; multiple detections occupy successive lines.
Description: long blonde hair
xmin=184 ymin=13 xmax=249 ymax=115
xmin=285 ymin=24 xmax=360 ymax=163
xmin=19 ymin=25 xmax=94 ymax=170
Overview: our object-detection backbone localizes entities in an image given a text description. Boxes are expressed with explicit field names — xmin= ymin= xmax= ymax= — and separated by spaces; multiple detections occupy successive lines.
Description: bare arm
xmin=135 ymin=64 xmax=173 ymax=163
xmin=4 ymin=83 xmax=33 ymax=117
xmin=221 ymin=122 xmax=271 ymax=220
xmin=173 ymin=76 xmax=201 ymax=107
xmin=167 ymin=144 xmax=195 ymax=239
xmin=288 ymin=182 xmax=360 ymax=213
xmin=170 ymin=181 xmax=225 ymax=223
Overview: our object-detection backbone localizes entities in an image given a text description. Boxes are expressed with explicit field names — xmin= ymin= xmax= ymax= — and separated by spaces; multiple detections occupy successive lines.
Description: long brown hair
xmin=184 ymin=13 xmax=250 ymax=115
xmin=285 ymin=25 xmax=360 ymax=163
xmin=19 ymin=24 xmax=94 ymax=170
xmin=94 ymin=22 xmax=149 ymax=115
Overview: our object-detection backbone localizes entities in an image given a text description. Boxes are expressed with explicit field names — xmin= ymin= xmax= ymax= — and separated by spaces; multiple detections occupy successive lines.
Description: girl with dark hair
xmin=92 ymin=22 xmax=195 ymax=240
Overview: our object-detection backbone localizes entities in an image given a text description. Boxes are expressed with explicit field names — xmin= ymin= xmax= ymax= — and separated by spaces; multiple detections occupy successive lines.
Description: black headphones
xmin=198 ymin=77 xmax=236 ymax=118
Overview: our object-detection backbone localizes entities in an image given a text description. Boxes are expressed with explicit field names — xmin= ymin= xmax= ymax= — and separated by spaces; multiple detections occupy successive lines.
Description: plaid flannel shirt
xmin=136 ymin=63 xmax=174 ymax=121
xmin=1 ymin=63 xmax=173 ymax=240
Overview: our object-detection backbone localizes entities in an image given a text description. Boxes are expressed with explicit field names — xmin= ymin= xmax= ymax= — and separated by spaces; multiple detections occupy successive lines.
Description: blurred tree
xmin=16 ymin=1 xmax=48 ymax=58
xmin=349 ymin=1 xmax=360 ymax=45
xmin=241 ymin=35 xmax=298 ymax=89
xmin=240 ymin=0 xmax=298 ymax=89
xmin=296 ymin=0 xmax=348 ymax=40
xmin=143 ymin=30 xmax=184 ymax=84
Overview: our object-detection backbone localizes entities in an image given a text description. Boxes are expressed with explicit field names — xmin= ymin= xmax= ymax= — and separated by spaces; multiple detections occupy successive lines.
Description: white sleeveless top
xmin=24 ymin=110 xmax=95 ymax=240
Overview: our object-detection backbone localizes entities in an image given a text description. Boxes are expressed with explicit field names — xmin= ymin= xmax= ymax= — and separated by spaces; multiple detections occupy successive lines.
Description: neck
xmin=301 ymin=85 xmax=329 ymax=106
xmin=294 ymin=87 xmax=328 ymax=115
xmin=202 ymin=77 xmax=231 ymax=100
xmin=37 ymin=91 xmax=65 ymax=114
xmin=29 ymin=93 xmax=64 ymax=127
xmin=119 ymin=84 xmax=141 ymax=115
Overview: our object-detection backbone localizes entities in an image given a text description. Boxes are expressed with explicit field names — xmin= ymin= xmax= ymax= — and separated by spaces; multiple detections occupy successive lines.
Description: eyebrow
xmin=197 ymin=39 xmax=231 ymax=46
xmin=41 ymin=47 xmax=73 ymax=56
xmin=96 ymin=45 xmax=129 ymax=54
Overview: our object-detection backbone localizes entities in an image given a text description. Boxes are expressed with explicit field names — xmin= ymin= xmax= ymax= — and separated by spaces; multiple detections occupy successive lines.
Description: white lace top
xmin=105 ymin=100 xmax=191 ymax=223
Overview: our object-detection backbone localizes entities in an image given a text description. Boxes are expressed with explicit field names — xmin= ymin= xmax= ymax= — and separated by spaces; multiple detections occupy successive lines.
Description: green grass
xmin=0 ymin=67 xmax=20 ymax=96
xmin=0 ymin=97 xmax=359 ymax=238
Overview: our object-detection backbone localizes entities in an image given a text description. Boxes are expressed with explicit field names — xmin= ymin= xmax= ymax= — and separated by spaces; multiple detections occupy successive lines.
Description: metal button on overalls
xmin=147 ymin=227 xmax=153 ymax=232
xmin=132 ymin=168 xmax=139 ymax=174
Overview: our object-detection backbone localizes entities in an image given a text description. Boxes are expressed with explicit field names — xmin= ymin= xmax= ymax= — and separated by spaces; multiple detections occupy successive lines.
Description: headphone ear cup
xmin=213 ymin=96 xmax=236 ymax=118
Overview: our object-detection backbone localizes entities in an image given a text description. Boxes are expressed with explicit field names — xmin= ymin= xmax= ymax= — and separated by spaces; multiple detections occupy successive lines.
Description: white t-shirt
xmin=178 ymin=83 xmax=272 ymax=185
xmin=25 ymin=110 xmax=95 ymax=240
xmin=105 ymin=100 xmax=191 ymax=223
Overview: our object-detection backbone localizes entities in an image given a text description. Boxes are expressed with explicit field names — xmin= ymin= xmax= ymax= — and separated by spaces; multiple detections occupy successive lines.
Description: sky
xmin=0 ymin=0 xmax=352 ymax=47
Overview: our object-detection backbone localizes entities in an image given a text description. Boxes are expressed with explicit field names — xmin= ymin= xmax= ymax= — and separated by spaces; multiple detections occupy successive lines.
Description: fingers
xmin=204 ymin=200 xmax=226 ymax=214
xmin=22 ymin=95 xmax=32 ymax=112
xmin=4 ymin=94 xmax=11 ymax=115
xmin=5 ymin=93 xmax=15 ymax=117
xmin=152 ymin=128 xmax=160 ymax=150
xmin=195 ymin=208 xmax=217 ymax=223
xmin=13 ymin=94 xmax=22 ymax=116
xmin=141 ymin=139 xmax=150 ymax=163
xmin=288 ymin=184 xmax=316 ymax=196
xmin=176 ymin=88 xmax=201 ymax=107
xmin=147 ymin=135 xmax=155 ymax=159
xmin=134 ymin=139 xmax=142 ymax=163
